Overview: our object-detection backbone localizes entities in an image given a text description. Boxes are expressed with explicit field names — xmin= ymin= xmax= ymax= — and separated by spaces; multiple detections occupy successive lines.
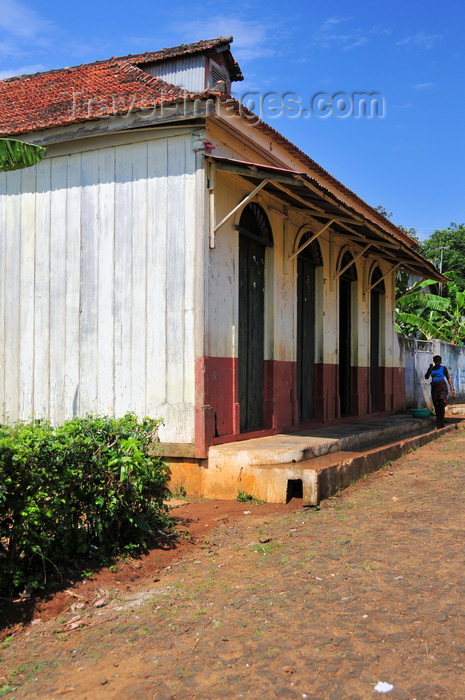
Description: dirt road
xmin=2 ymin=425 xmax=465 ymax=699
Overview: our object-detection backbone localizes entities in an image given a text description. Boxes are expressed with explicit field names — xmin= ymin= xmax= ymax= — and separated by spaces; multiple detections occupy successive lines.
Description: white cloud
xmin=0 ymin=0 xmax=56 ymax=76
xmin=368 ymin=25 xmax=392 ymax=37
xmin=175 ymin=16 xmax=275 ymax=60
xmin=414 ymin=82 xmax=435 ymax=89
xmin=0 ymin=0 xmax=53 ymax=40
xmin=397 ymin=32 xmax=442 ymax=50
xmin=321 ymin=17 xmax=347 ymax=33
xmin=313 ymin=17 xmax=370 ymax=50
xmin=343 ymin=37 xmax=369 ymax=50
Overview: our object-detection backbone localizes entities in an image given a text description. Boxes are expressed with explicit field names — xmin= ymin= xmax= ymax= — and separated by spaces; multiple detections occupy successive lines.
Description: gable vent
xmin=210 ymin=64 xmax=229 ymax=89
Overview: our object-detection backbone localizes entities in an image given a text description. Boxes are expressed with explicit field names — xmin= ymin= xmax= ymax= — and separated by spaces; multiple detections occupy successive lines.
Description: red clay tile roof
xmin=0 ymin=61 xmax=189 ymax=137
xmin=0 ymin=36 xmax=241 ymax=138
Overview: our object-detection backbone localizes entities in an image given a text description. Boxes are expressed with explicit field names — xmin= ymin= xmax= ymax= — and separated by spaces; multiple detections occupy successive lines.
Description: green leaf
xmin=396 ymin=291 xmax=450 ymax=312
xmin=0 ymin=138 xmax=46 ymax=172
xmin=396 ymin=312 xmax=460 ymax=342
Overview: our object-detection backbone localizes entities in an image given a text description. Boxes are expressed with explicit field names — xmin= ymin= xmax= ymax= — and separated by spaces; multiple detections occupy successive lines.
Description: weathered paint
xmin=404 ymin=338 xmax=465 ymax=408
xmin=164 ymin=456 xmax=206 ymax=498
xmin=195 ymin=356 xmax=406 ymax=451
xmin=198 ymin=119 xmax=406 ymax=447
xmin=0 ymin=131 xmax=199 ymax=444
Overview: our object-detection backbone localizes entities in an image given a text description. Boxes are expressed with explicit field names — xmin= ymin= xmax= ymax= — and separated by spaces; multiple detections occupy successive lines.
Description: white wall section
xmin=0 ymin=133 xmax=197 ymax=443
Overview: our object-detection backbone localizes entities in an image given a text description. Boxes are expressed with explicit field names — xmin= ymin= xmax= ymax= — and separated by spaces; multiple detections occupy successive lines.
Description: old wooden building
xmin=0 ymin=37 xmax=442 ymax=470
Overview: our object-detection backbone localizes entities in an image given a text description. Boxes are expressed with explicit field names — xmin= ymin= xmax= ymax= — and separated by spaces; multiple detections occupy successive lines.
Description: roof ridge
xmin=0 ymin=36 xmax=234 ymax=85
xmin=112 ymin=36 xmax=233 ymax=65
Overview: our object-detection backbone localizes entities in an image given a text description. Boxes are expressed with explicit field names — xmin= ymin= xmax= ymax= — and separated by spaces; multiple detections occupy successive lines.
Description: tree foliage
xmin=395 ymin=222 xmax=465 ymax=342
xmin=396 ymin=277 xmax=465 ymax=343
xmin=420 ymin=223 xmax=465 ymax=292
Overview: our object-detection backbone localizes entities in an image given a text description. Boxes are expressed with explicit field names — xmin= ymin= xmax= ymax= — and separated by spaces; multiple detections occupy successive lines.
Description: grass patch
xmin=237 ymin=490 xmax=265 ymax=504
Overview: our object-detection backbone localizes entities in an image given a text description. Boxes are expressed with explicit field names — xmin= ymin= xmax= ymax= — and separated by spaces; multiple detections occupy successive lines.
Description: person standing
xmin=425 ymin=355 xmax=455 ymax=428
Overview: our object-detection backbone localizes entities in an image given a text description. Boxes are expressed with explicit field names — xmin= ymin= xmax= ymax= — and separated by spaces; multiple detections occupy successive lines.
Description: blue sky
xmin=1 ymin=0 xmax=464 ymax=240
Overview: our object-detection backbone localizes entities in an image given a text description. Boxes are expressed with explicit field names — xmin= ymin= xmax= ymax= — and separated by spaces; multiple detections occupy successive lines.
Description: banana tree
xmin=0 ymin=138 xmax=46 ymax=172
xmin=395 ymin=278 xmax=459 ymax=342
xmin=437 ymin=273 xmax=465 ymax=341
xmin=395 ymin=277 xmax=464 ymax=343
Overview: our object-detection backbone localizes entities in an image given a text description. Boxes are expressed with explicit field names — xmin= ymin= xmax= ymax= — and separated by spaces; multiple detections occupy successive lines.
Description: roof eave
xmin=205 ymin=154 xmax=445 ymax=282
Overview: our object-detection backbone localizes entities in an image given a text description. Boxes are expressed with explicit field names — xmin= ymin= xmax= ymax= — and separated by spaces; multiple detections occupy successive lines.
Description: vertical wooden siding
xmin=0 ymin=133 xmax=197 ymax=442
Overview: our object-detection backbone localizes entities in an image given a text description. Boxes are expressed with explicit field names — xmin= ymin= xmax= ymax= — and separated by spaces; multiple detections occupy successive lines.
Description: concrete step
xmin=208 ymin=414 xmax=435 ymax=471
xmin=203 ymin=423 xmax=459 ymax=505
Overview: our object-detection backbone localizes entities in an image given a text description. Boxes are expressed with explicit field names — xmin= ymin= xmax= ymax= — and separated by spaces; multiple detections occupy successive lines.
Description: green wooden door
xmin=238 ymin=203 xmax=272 ymax=433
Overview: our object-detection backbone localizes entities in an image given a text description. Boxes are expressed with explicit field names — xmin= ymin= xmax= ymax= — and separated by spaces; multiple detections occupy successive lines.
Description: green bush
xmin=0 ymin=414 xmax=171 ymax=597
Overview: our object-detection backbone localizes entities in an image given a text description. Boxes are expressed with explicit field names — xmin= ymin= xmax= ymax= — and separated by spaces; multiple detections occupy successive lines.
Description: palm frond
xmin=0 ymin=139 xmax=46 ymax=172
xmin=396 ymin=312 xmax=458 ymax=342
xmin=396 ymin=292 xmax=449 ymax=312
xmin=395 ymin=279 xmax=437 ymax=302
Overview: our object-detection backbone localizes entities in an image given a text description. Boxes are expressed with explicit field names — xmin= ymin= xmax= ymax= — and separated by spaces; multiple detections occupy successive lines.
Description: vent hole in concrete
xmin=286 ymin=479 xmax=303 ymax=502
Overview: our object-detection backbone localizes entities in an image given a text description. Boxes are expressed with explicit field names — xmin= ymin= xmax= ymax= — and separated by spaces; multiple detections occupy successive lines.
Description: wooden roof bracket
xmin=206 ymin=155 xmax=440 ymax=279
xmin=209 ymin=167 xmax=270 ymax=248
xmin=273 ymin=180 xmax=327 ymax=214
xmin=334 ymin=244 xmax=372 ymax=280
xmin=366 ymin=263 xmax=402 ymax=293
xmin=206 ymin=157 xmax=440 ymax=281
xmin=296 ymin=175 xmax=429 ymax=263
xmin=289 ymin=219 xmax=337 ymax=261
xmin=336 ymin=218 xmax=384 ymax=245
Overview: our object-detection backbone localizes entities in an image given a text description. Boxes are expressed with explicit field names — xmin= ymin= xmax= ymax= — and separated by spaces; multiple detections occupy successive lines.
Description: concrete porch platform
xmin=201 ymin=413 xmax=463 ymax=505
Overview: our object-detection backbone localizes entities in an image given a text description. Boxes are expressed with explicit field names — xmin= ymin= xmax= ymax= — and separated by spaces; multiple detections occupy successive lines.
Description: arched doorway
xmin=339 ymin=251 xmax=357 ymax=416
xmin=238 ymin=203 xmax=273 ymax=432
xmin=370 ymin=267 xmax=385 ymax=412
xmin=297 ymin=234 xmax=323 ymax=422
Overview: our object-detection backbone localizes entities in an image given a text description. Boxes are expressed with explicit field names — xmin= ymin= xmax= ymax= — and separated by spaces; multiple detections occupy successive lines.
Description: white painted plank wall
xmin=131 ymin=144 xmax=148 ymax=418
xmin=4 ymin=171 xmax=21 ymax=421
xmin=0 ymin=133 xmax=197 ymax=443
xmin=114 ymin=145 xmax=133 ymax=418
xmin=64 ymin=155 xmax=82 ymax=417
xmin=33 ymin=161 xmax=51 ymax=418
xmin=146 ymin=140 xmax=167 ymax=415
xmin=50 ymin=157 xmax=68 ymax=423
xmin=98 ymin=148 xmax=116 ymax=416
xmin=19 ymin=166 xmax=36 ymax=420
xmin=79 ymin=149 xmax=99 ymax=415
